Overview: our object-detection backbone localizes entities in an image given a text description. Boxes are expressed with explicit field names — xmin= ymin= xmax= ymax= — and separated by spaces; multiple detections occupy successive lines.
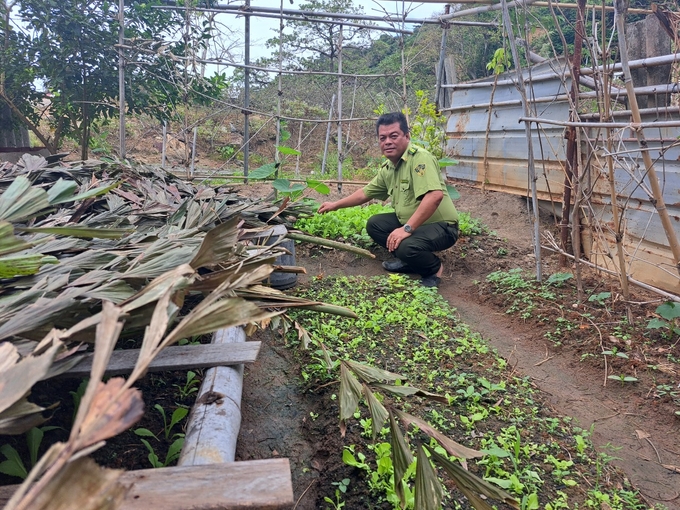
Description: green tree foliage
xmin=449 ymin=14 xmax=504 ymax=82
xmin=1 ymin=0 xmax=227 ymax=158
xmin=1 ymin=0 xmax=48 ymax=148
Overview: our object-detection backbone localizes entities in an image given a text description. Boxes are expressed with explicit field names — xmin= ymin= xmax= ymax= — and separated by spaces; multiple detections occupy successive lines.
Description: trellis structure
xmin=441 ymin=0 xmax=680 ymax=300
xmin=114 ymin=0 xmax=680 ymax=299
xmin=117 ymin=0 xmax=496 ymax=188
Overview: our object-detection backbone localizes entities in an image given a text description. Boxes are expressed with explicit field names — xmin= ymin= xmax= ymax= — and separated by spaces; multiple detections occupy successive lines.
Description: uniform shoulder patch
xmin=414 ymin=164 xmax=426 ymax=176
xmin=408 ymin=147 xmax=418 ymax=155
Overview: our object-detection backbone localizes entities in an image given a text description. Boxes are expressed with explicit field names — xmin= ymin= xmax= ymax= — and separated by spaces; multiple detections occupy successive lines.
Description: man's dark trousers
xmin=366 ymin=212 xmax=459 ymax=277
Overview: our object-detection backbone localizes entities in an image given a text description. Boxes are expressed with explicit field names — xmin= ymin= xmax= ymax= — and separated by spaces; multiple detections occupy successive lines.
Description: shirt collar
xmin=383 ymin=144 xmax=415 ymax=170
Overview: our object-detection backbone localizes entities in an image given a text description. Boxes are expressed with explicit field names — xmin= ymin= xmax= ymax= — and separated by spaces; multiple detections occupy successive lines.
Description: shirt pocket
xmin=399 ymin=180 xmax=415 ymax=206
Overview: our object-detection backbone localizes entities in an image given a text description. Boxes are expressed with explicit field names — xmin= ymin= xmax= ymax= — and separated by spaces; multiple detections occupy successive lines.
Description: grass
xmin=284 ymin=273 xmax=646 ymax=509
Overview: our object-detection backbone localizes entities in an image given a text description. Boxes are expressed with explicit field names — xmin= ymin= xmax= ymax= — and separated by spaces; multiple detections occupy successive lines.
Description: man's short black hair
xmin=376 ymin=112 xmax=409 ymax=136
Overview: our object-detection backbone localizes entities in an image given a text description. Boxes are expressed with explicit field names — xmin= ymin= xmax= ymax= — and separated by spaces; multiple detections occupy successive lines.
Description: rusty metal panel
xmin=445 ymin=70 xmax=571 ymax=199
xmin=445 ymin=64 xmax=680 ymax=295
xmin=583 ymin=110 xmax=680 ymax=293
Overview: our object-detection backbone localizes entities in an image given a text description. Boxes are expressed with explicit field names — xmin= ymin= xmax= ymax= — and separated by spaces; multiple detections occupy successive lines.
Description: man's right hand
xmin=317 ymin=201 xmax=337 ymax=214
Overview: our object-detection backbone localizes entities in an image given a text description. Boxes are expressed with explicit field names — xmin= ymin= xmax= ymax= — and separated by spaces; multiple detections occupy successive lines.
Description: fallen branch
xmin=534 ymin=356 xmax=553 ymax=366
xmin=286 ymin=232 xmax=376 ymax=259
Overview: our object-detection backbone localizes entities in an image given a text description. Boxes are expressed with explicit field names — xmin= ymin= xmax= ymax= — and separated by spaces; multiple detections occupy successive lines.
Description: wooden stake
xmin=615 ymin=0 xmax=680 ymax=275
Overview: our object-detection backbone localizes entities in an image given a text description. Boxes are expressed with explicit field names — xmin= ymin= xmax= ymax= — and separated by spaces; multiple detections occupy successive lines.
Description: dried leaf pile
xmin=0 ymin=155 xmax=338 ymax=509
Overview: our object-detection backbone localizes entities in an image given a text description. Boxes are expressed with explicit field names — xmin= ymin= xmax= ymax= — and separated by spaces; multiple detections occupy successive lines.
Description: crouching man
xmin=317 ymin=112 xmax=459 ymax=288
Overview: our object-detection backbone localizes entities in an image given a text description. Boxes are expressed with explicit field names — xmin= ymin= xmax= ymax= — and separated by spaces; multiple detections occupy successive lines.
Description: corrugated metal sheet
xmin=444 ymin=64 xmax=571 ymax=201
xmin=444 ymin=63 xmax=680 ymax=295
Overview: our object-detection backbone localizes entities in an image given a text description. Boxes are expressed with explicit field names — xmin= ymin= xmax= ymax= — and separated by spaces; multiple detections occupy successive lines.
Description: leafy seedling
xmin=174 ymin=370 xmax=201 ymax=399
xmin=139 ymin=437 xmax=184 ymax=468
xmin=608 ymin=374 xmax=638 ymax=385
xmin=647 ymin=301 xmax=680 ymax=335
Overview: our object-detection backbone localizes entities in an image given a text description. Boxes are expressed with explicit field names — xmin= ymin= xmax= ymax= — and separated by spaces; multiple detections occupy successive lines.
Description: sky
xmin=215 ymin=0 xmax=447 ymax=64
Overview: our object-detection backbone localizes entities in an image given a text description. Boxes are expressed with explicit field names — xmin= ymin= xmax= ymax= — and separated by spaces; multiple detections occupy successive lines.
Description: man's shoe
xmin=382 ymin=258 xmax=413 ymax=273
xmin=420 ymin=274 xmax=441 ymax=288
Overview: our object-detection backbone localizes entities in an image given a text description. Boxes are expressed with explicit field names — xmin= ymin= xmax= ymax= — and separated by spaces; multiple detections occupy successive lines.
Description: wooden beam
xmin=0 ymin=459 xmax=294 ymax=509
xmin=61 ymin=342 xmax=261 ymax=378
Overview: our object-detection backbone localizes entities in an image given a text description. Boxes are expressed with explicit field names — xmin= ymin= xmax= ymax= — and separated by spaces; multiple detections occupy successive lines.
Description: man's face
xmin=378 ymin=122 xmax=410 ymax=164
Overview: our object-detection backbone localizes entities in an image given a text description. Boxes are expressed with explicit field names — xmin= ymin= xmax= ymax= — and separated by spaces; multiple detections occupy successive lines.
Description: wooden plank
xmin=0 ymin=459 xmax=294 ymax=509
xmin=62 ymin=342 xmax=261 ymax=378
xmin=123 ymin=460 xmax=293 ymax=510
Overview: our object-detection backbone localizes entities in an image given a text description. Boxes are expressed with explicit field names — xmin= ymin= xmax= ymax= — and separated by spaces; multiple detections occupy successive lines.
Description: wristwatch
xmin=403 ymin=224 xmax=412 ymax=233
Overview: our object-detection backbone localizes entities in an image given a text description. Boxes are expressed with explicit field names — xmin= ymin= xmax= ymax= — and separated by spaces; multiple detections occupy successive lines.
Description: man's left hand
xmin=387 ymin=227 xmax=411 ymax=252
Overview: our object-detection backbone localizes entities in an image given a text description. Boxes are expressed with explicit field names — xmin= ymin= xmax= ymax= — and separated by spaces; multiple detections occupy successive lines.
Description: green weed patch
xmin=283 ymin=274 xmax=643 ymax=509
xmin=295 ymin=205 xmax=486 ymax=248
xmin=295 ymin=204 xmax=394 ymax=247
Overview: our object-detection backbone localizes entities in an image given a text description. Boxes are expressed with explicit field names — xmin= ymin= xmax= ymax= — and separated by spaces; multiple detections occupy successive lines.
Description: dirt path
xmin=442 ymin=185 xmax=680 ymax=507
xmin=236 ymin=182 xmax=680 ymax=508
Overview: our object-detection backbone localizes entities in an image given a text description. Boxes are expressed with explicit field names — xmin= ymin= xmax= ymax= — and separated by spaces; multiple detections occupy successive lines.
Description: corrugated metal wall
xmin=444 ymin=62 xmax=570 ymax=200
xmin=443 ymin=62 xmax=680 ymax=295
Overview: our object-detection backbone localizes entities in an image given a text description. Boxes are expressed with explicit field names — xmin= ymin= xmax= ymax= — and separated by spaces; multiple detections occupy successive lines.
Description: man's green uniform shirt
xmin=362 ymin=144 xmax=459 ymax=225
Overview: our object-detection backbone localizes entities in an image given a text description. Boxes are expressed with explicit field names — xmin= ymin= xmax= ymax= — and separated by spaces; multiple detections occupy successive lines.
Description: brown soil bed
xmin=235 ymin=181 xmax=680 ymax=509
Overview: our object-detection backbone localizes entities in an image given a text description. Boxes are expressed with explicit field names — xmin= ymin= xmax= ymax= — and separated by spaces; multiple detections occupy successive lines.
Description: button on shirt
xmin=362 ymin=144 xmax=459 ymax=225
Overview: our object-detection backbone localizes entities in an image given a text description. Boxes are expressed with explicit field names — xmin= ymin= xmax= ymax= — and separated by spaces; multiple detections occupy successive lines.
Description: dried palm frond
xmin=0 ymin=157 xmax=352 ymax=510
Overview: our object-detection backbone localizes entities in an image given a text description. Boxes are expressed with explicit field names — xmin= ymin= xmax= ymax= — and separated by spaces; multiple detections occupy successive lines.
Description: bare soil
xmin=234 ymin=181 xmax=680 ymax=509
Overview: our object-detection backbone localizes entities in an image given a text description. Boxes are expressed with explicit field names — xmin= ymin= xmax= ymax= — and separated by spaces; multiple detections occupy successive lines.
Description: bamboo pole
xmin=445 ymin=83 xmax=680 ymax=113
xmin=295 ymin=122 xmax=303 ymax=177
xmin=581 ymin=106 xmax=680 ymax=120
xmin=541 ymin=242 xmax=680 ymax=302
xmin=443 ymin=52 xmax=680 ymax=89
xmin=183 ymin=174 xmax=370 ymax=186
xmin=434 ymin=5 xmax=450 ymax=109
xmin=560 ymin=0 xmax=586 ymax=268
xmin=400 ymin=3 xmax=408 ymax=121
xmin=153 ymin=4 xmax=497 ymax=27
xmin=442 ymin=0 xmax=539 ymax=19
xmin=273 ymin=0 xmax=284 ymax=199
xmin=285 ymin=232 xmax=376 ymax=259
xmin=599 ymin=2 xmax=630 ymax=302
xmin=161 ymin=121 xmax=167 ymax=168
xmin=321 ymin=94 xmax=335 ymax=175
xmin=481 ymin=76 xmax=500 ymax=193
xmin=571 ymin=128 xmax=587 ymax=301
xmin=118 ymin=0 xmax=125 ymax=159
xmin=520 ymin=117 xmax=680 ymax=129
xmin=243 ymin=0 xmax=251 ymax=182
xmin=390 ymin=0 xmax=652 ymax=12
xmin=116 ymin=45 xmax=403 ymax=78
xmin=500 ymin=0 xmax=542 ymax=281
xmin=153 ymin=6 xmax=414 ymax=34
xmin=337 ymin=25 xmax=343 ymax=194
xmin=614 ymin=0 xmax=680 ymax=275
xmin=346 ymin=77 xmax=357 ymax=146
xmin=190 ymin=126 xmax=197 ymax=177
xmin=182 ymin=5 xmax=191 ymax=177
